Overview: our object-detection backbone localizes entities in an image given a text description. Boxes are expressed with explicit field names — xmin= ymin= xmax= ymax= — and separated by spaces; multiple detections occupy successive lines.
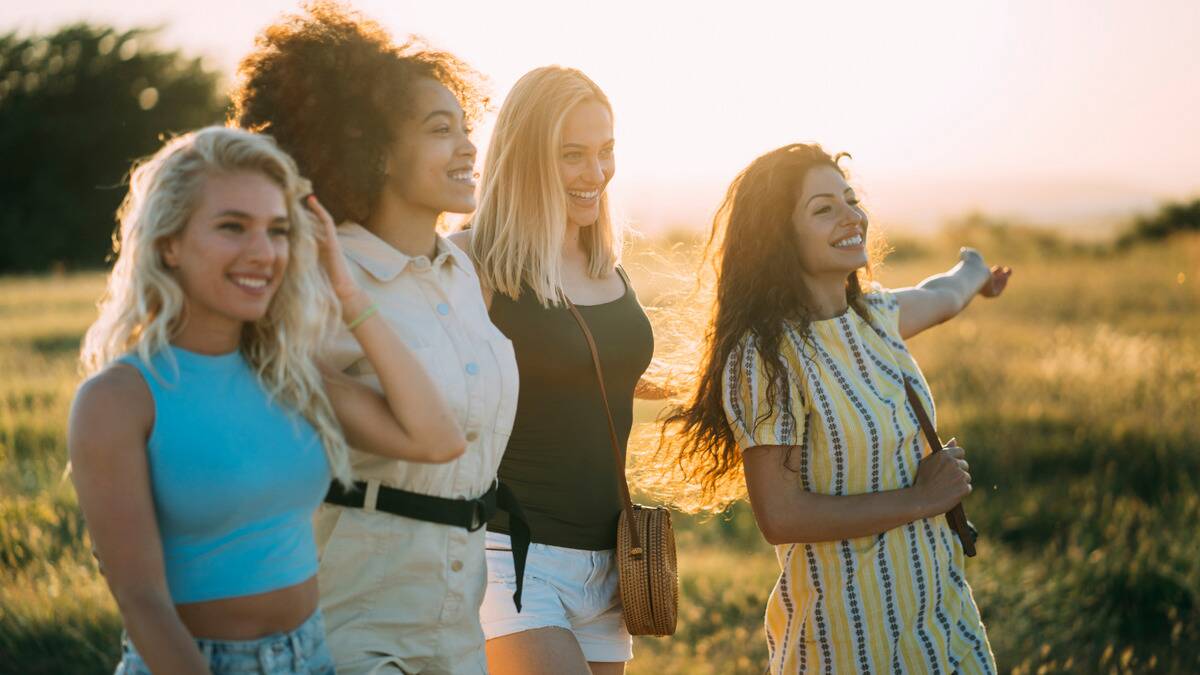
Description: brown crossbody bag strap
xmin=564 ymin=298 xmax=645 ymax=557
xmin=904 ymin=379 xmax=978 ymax=557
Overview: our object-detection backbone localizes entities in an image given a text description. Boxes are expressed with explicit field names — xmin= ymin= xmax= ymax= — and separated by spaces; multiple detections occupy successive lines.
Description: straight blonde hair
xmin=470 ymin=66 xmax=622 ymax=306
xmin=80 ymin=126 xmax=352 ymax=484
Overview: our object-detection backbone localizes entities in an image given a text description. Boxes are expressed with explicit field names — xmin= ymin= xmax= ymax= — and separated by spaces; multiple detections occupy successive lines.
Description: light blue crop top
xmin=118 ymin=346 xmax=331 ymax=604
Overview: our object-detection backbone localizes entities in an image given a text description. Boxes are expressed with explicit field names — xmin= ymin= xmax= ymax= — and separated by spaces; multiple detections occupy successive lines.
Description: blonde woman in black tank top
xmin=450 ymin=67 xmax=663 ymax=675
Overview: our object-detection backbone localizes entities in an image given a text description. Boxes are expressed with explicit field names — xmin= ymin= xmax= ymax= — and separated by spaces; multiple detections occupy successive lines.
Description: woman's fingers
xmin=981 ymin=264 xmax=1012 ymax=297
xmin=305 ymin=194 xmax=335 ymax=228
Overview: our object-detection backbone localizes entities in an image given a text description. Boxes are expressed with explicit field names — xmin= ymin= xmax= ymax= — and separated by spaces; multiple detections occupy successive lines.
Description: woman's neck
xmin=561 ymin=220 xmax=588 ymax=269
xmin=170 ymin=309 xmax=242 ymax=355
xmin=797 ymin=269 xmax=850 ymax=320
xmin=366 ymin=195 xmax=440 ymax=260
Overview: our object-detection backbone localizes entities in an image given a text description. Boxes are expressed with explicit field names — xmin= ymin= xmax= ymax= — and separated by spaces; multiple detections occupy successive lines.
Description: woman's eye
xmin=434 ymin=126 xmax=451 ymax=134
xmin=599 ymin=148 xmax=614 ymax=159
xmin=219 ymin=221 xmax=244 ymax=232
xmin=563 ymin=152 xmax=582 ymax=161
xmin=270 ymin=227 xmax=291 ymax=237
xmin=813 ymin=206 xmax=831 ymax=216
xmin=848 ymin=199 xmax=861 ymax=207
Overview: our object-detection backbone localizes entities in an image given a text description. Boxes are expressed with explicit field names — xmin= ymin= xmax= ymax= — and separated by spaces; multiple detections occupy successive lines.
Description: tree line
xmin=0 ymin=22 xmax=1195 ymax=273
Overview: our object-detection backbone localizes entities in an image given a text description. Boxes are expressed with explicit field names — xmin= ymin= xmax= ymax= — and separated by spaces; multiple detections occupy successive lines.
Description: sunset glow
xmin=8 ymin=0 xmax=1199 ymax=233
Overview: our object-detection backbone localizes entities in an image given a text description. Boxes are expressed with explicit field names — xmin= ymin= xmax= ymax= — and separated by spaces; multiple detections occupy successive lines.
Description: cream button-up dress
xmin=315 ymin=223 xmax=518 ymax=675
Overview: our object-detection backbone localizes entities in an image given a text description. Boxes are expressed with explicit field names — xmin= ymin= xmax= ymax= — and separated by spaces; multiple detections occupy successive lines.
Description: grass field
xmin=1 ymin=229 xmax=1198 ymax=673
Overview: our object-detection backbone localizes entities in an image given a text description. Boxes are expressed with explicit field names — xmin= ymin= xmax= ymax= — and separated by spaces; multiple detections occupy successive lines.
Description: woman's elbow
xmin=413 ymin=424 xmax=466 ymax=463
xmin=432 ymin=430 xmax=467 ymax=463
xmin=755 ymin=513 xmax=790 ymax=546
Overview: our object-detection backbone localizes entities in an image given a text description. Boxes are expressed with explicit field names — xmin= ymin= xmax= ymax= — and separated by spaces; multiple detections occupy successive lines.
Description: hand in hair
xmin=306 ymin=195 xmax=368 ymax=320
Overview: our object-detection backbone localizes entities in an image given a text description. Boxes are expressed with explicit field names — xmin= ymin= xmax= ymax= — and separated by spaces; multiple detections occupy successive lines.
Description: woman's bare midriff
xmin=174 ymin=575 xmax=319 ymax=641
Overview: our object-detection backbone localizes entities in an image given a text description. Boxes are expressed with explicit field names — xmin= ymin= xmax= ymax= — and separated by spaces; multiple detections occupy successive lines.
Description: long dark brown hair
xmin=656 ymin=143 xmax=881 ymax=510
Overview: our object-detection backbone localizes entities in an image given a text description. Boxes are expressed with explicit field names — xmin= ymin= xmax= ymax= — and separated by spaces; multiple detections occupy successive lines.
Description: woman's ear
xmin=160 ymin=236 xmax=181 ymax=269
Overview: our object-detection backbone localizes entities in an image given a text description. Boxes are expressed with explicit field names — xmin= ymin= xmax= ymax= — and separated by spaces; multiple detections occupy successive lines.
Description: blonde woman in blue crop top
xmin=68 ymin=127 xmax=466 ymax=675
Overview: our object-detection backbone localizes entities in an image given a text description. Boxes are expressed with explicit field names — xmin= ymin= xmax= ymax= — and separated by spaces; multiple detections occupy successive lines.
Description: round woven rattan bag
xmin=616 ymin=505 xmax=678 ymax=636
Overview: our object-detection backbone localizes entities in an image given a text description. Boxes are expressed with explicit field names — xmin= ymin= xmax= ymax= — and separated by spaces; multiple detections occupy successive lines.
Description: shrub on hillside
xmin=1118 ymin=199 xmax=1200 ymax=248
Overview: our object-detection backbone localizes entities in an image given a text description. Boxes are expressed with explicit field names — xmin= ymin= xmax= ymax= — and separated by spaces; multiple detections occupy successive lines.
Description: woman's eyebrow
xmin=421 ymin=109 xmax=459 ymax=123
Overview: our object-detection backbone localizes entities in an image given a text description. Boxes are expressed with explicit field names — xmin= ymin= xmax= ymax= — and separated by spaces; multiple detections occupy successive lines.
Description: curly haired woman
xmin=232 ymin=4 xmax=520 ymax=673
xmin=664 ymin=144 xmax=1011 ymax=673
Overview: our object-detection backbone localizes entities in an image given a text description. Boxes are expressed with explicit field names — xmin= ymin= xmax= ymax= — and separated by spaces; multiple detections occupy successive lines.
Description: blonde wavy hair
xmin=80 ymin=125 xmax=352 ymax=484
xmin=469 ymin=66 xmax=622 ymax=306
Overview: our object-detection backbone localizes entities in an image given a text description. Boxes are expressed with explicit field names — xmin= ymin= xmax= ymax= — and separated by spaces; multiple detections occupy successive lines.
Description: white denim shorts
xmin=480 ymin=531 xmax=634 ymax=663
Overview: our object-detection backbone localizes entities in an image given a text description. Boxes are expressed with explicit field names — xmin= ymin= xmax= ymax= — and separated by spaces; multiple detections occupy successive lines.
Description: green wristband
xmin=346 ymin=303 xmax=378 ymax=331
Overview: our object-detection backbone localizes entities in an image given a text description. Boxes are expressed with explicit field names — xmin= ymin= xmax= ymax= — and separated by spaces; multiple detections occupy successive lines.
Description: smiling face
xmin=792 ymin=164 xmax=868 ymax=281
xmin=386 ymin=77 xmax=478 ymax=216
xmin=558 ymin=99 xmax=615 ymax=229
xmin=161 ymin=170 xmax=291 ymax=334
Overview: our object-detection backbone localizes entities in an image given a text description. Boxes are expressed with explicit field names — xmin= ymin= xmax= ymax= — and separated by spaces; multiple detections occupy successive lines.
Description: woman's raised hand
xmin=912 ymin=438 xmax=972 ymax=518
xmin=306 ymin=195 xmax=360 ymax=303
xmin=960 ymin=247 xmax=1012 ymax=298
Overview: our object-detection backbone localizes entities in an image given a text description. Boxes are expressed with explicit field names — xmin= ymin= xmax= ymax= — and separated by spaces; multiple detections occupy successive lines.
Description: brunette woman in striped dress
xmin=664 ymin=144 xmax=1012 ymax=673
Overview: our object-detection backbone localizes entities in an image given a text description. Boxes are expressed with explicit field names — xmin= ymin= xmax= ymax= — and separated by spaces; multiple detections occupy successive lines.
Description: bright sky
xmin=8 ymin=0 xmax=1200 ymax=234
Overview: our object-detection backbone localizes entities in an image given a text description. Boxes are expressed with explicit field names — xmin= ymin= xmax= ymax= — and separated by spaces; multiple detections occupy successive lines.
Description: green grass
xmin=1 ymin=233 xmax=1198 ymax=673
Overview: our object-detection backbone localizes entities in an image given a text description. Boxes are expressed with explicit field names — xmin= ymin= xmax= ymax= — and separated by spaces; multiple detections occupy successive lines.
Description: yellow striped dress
xmin=722 ymin=288 xmax=996 ymax=674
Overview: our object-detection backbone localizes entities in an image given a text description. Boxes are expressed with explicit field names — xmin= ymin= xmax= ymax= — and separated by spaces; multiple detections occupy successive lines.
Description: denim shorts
xmin=115 ymin=609 xmax=336 ymax=674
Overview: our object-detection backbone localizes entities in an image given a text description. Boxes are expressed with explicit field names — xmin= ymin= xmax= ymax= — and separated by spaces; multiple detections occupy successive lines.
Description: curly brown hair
xmin=230 ymin=2 xmax=487 ymax=225
xmin=657 ymin=143 xmax=882 ymax=510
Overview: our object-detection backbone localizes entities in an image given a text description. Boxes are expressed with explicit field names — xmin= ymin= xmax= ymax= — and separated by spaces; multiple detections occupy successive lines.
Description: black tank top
xmin=487 ymin=267 xmax=654 ymax=549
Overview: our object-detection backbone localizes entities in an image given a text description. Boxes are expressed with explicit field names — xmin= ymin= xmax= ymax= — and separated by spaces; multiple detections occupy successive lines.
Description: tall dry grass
xmin=1 ymin=231 xmax=1197 ymax=673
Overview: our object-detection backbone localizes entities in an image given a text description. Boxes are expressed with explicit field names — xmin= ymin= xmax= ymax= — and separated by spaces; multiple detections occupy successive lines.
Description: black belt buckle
xmin=467 ymin=496 xmax=488 ymax=531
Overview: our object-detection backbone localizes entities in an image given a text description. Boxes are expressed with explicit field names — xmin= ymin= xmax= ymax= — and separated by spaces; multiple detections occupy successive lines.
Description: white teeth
xmin=231 ymin=276 xmax=269 ymax=289
xmin=568 ymin=189 xmax=600 ymax=200
xmin=449 ymin=170 xmax=476 ymax=186
xmin=833 ymin=234 xmax=863 ymax=249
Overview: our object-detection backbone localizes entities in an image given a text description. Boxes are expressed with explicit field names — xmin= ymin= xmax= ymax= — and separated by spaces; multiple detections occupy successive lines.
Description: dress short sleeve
xmin=721 ymin=334 xmax=806 ymax=451
xmin=861 ymin=282 xmax=903 ymax=339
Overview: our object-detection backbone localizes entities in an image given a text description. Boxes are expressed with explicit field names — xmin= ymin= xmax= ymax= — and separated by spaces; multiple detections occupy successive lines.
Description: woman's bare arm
xmin=742 ymin=442 xmax=971 ymax=545
xmin=68 ymin=367 xmax=209 ymax=674
xmin=309 ymin=196 xmax=466 ymax=463
xmin=893 ymin=248 xmax=1012 ymax=339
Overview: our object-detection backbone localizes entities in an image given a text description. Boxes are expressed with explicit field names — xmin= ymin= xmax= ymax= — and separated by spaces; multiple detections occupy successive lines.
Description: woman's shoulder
xmin=729 ymin=326 xmax=807 ymax=369
xmin=76 ymin=363 xmax=153 ymax=412
xmin=69 ymin=363 xmax=154 ymax=460
xmin=861 ymin=281 xmax=899 ymax=310
xmin=446 ymin=228 xmax=473 ymax=252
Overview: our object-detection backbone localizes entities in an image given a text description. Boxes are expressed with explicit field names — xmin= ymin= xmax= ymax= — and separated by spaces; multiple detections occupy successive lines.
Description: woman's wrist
xmin=900 ymin=485 xmax=934 ymax=521
xmin=339 ymin=290 xmax=373 ymax=325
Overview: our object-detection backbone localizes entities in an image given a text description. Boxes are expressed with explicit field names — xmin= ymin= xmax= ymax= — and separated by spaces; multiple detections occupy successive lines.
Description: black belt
xmin=324 ymin=479 xmax=530 ymax=612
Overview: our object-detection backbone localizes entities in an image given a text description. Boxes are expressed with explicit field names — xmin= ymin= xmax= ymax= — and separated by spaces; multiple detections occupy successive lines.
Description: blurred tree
xmin=0 ymin=24 xmax=226 ymax=272
xmin=1119 ymin=198 xmax=1200 ymax=248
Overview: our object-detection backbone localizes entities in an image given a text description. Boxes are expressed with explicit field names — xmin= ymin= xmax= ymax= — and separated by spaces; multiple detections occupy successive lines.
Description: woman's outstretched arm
xmin=310 ymin=196 xmax=466 ymax=463
xmin=893 ymin=247 xmax=1012 ymax=339
xmin=742 ymin=441 xmax=971 ymax=545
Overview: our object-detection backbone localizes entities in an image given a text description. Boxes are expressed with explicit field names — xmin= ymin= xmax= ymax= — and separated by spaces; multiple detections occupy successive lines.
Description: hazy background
xmin=3 ymin=2 xmax=1200 ymax=673
xmin=7 ymin=0 xmax=1200 ymax=237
